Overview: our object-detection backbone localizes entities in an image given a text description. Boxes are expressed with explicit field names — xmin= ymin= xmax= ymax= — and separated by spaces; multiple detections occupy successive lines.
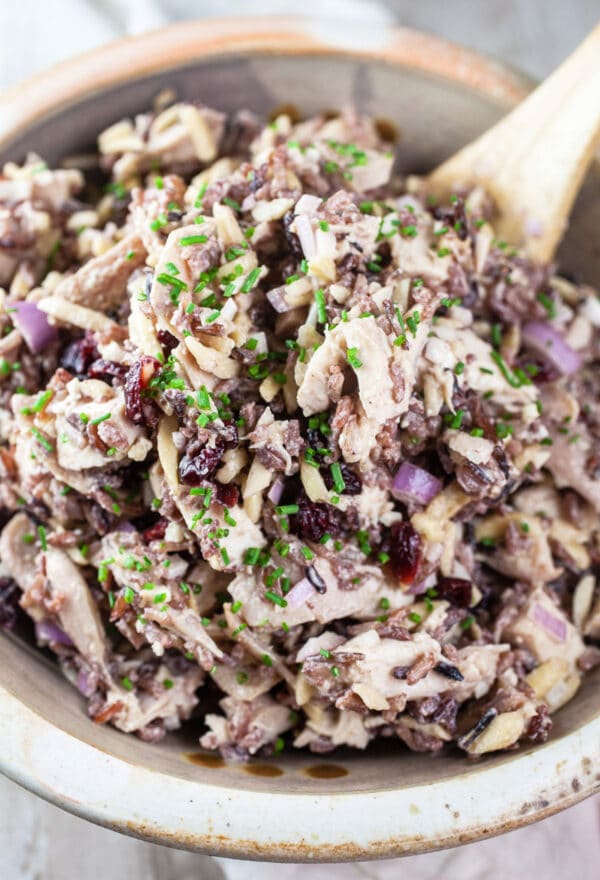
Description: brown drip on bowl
xmin=304 ymin=764 xmax=349 ymax=779
xmin=186 ymin=752 xmax=225 ymax=769
xmin=244 ymin=763 xmax=284 ymax=778
xmin=374 ymin=117 xmax=400 ymax=143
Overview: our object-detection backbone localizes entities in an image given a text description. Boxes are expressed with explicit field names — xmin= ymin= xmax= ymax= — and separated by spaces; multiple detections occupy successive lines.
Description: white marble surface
xmin=0 ymin=1 xmax=598 ymax=877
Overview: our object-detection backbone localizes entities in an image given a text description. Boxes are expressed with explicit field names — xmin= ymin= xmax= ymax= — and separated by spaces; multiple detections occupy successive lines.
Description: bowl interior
xmin=0 ymin=40 xmax=599 ymax=856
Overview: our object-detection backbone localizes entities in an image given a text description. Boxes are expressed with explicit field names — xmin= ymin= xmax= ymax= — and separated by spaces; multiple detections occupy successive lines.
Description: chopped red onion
xmin=266 ymin=287 xmax=294 ymax=313
xmin=286 ymin=577 xmax=315 ymax=608
xmin=35 ymin=620 xmax=74 ymax=647
xmin=294 ymin=214 xmax=316 ymax=260
xmin=530 ymin=601 xmax=567 ymax=642
xmin=409 ymin=573 xmax=437 ymax=595
xmin=267 ymin=477 xmax=284 ymax=505
xmin=76 ymin=669 xmax=96 ymax=697
xmin=295 ymin=194 xmax=322 ymax=215
xmin=392 ymin=462 xmax=442 ymax=506
xmin=10 ymin=300 xmax=58 ymax=354
xmin=241 ymin=194 xmax=256 ymax=212
xmin=522 ymin=321 xmax=582 ymax=376
xmin=116 ymin=520 xmax=137 ymax=533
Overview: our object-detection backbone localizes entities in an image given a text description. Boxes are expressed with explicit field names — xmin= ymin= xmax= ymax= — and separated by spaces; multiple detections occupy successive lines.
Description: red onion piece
xmin=522 ymin=321 xmax=582 ymax=376
xmin=294 ymin=214 xmax=316 ymax=260
xmin=35 ymin=620 xmax=74 ymax=647
xmin=295 ymin=194 xmax=322 ymax=215
xmin=409 ymin=573 xmax=437 ymax=595
xmin=286 ymin=577 xmax=315 ymax=608
xmin=116 ymin=520 xmax=137 ymax=533
xmin=267 ymin=477 xmax=284 ymax=505
xmin=76 ymin=669 xmax=96 ymax=697
xmin=530 ymin=601 xmax=567 ymax=642
xmin=10 ymin=300 xmax=58 ymax=354
xmin=266 ymin=287 xmax=294 ymax=313
xmin=241 ymin=194 xmax=256 ymax=212
xmin=391 ymin=462 xmax=442 ymax=505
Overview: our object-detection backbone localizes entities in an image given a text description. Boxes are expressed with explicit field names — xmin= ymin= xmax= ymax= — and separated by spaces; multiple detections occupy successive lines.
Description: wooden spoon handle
xmin=428 ymin=22 xmax=600 ymax=263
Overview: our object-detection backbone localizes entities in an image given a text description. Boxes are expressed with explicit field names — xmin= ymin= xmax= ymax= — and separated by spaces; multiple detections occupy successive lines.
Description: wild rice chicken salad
xmin=0 ymin=101 xmax=598 ymax=760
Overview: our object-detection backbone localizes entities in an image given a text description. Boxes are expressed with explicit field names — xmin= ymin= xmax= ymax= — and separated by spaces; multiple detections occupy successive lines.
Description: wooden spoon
xmin=428 ymin=22 xmax=600 ymax=263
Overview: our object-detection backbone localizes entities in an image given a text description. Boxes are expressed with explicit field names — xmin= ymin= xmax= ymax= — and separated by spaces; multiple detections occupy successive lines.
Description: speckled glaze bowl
xmin=0 ymin=16 xmax=598 ymax=863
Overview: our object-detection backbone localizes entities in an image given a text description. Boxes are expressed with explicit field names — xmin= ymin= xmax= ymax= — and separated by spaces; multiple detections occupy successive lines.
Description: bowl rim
xmin=0 ymin=15 xmax=597 ymax=863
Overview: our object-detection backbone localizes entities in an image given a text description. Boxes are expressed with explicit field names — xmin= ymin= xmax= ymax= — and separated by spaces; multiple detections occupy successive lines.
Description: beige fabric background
xmin=0 ymin=1 xmax=598 ymax=878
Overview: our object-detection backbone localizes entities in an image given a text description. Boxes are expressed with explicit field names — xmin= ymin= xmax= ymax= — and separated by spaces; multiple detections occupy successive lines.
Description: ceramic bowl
xmin=0 ymin=16 xmax=598 ymax=863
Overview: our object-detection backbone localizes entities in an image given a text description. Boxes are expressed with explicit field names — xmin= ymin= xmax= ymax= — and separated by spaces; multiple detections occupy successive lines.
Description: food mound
xmin=0 ymin=101 xmax=598 ymax=759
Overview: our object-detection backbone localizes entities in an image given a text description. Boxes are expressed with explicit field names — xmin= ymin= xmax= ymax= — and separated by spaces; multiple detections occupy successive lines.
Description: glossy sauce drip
xmin=244 ymin=763 xmax=284 ymax=778
xmin=304 ymin=764 xmax=348 ymax=779
xmin=374 ymin=117 xmax=400 ymax=143
xmin=186 ymin=752 xmax=225 ymax=769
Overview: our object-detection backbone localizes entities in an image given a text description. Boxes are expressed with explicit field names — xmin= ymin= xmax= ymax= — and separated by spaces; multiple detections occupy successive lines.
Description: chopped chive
xmin=330 ymin=462 xmax=345 ymax=494
xmin=346 ymin=347 xmax=362 ymax=369
xmin=276 ymin=504 xmax=299 ymax=515
xmin=537 ymin=292 xmax=556 ymax=318
xmin=315 ymin=288 xmax=327 ymax=324
xmin=90 ymin=412 xmax=111 ymax=426
xmin=449 ymin=409 xmax=465 ymax=429
xmin=265 ymin=591 xmax=287 ymax=608
xmin=31 ymin=427 xmax=53 ymax=452
xmin=223 ymin=196 xmax=241 ymax=212
xmin=241 ymin=266 xmax=261 ymax=294
xmin=179 ymin=234 xmax=208 ymax=246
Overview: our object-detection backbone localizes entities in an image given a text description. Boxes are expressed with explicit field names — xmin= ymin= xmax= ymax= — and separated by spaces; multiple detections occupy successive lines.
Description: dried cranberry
xmin=322 ymin=463 xmax=362 ymax=496
xmin=142 ymin=518 xmax=167 ymax=542
xmin=88 ymin=358 xmax=129 ymax=384
xmin=179 ymin=436 xmax=225 ymax=486
xmin=215 ymin=482 xmax=239 ymax=508
xmin=157 ymin=329 xmax=178 ymax=354
xmin=291 ymin=496 xmax=341 ymax=543
xmin=0 ymin=577 xmax=20 ymax=630
xmin=385 ymin=522 xmax=422 ymax=584
xmin=124 ymin=356 xmax=161 ymax=426
xmin=60 ymin=331 xmax=99 ymax=376
xmin=436 ymin=577 xmax=472 ymax=608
